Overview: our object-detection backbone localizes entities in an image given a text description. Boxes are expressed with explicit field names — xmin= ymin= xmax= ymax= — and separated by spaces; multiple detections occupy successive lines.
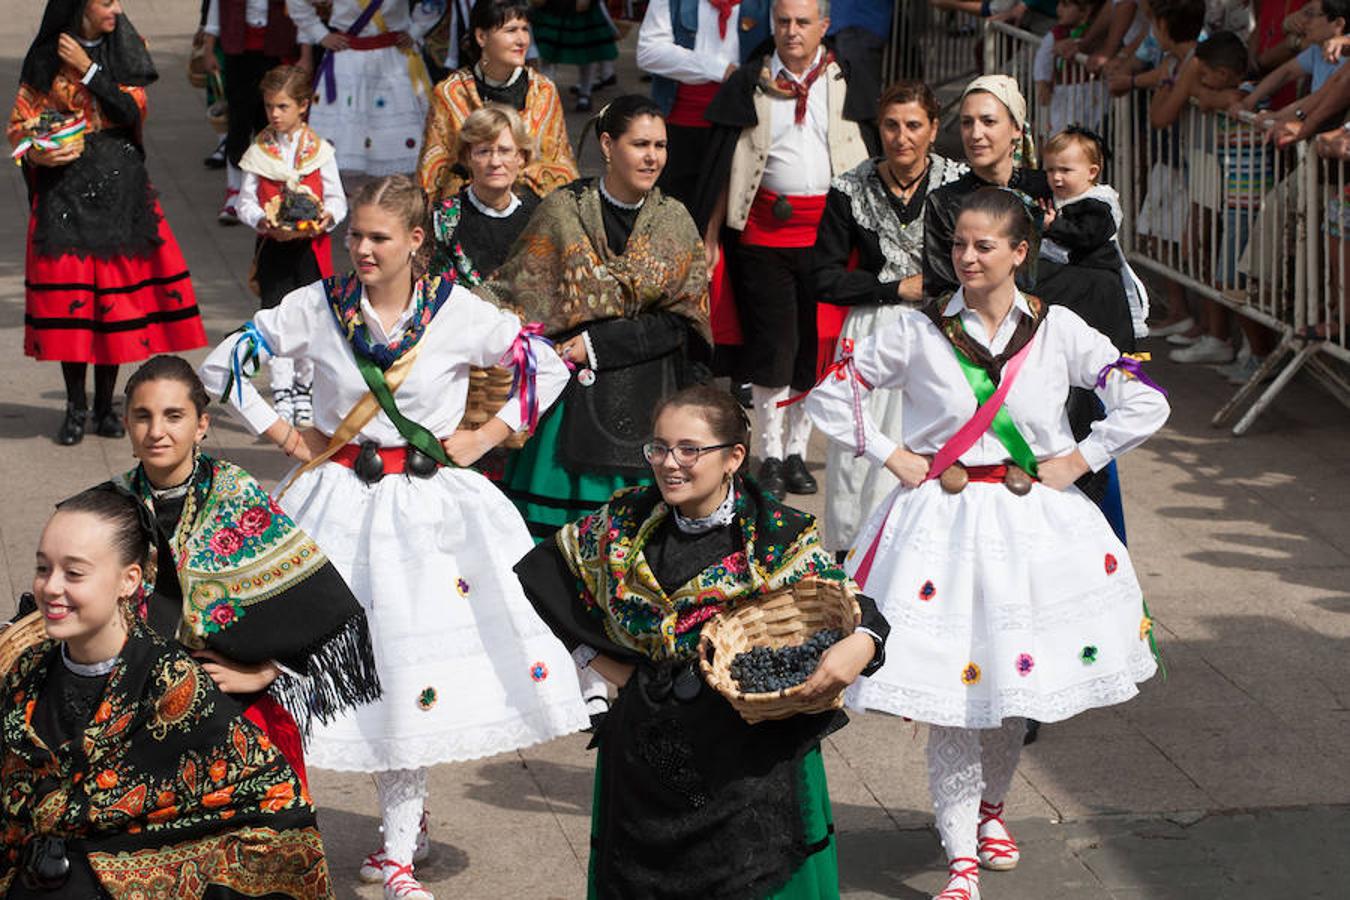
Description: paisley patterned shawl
xmin=237 ymin=123 xmax=334 ymax=184
xmin=920 ymin=291 xmax=1048 ymax=386
xmin=555 ymin=477 xmax=844 ymax=662
xmin=116 ymin=456 xmax=381 ymax=734
xmin=0 ymin=629 xmax=332 ymax=898
xmin=474 ymin=179 xmax=712 ymax=346
xmin=324 ymin=272 xmax=456 ymax=369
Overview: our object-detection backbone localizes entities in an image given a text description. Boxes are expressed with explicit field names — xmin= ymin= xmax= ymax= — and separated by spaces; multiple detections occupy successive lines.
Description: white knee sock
xmin=374 ymin=767 xmax=428 ymax=867
xmin=980 ymin=717 xmax=1027 ymax=805
xmin=577 ymin=62 xmax=597 ymax=97
xmin=599 ymin=59 xmax=615 ymax=80
xmin=926 ymin=725 xmax=982 ymax=862
xmin=752 ymin=384 xmax=788 ymax=460
xmin=784 ymin=402 xmax=812 ymax=458
xmin=226 ymin=160 xmax=242 ymax=193
xmin=269 ymin=357 xmax=295 ymax=394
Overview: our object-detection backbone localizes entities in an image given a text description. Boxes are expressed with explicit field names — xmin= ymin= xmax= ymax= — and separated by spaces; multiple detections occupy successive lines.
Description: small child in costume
xmin=237 ymin=64 xmax=347 ymax=426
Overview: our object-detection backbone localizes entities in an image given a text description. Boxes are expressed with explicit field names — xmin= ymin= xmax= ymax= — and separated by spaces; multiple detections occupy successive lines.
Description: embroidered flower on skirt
xmin=918 ymin=580 xmax=937 ymax=602
xmin=456 ymin=578 xmax=471 ymax=597
xmin=1104 ymin=553 xmax=1119 ymax=575
xmin=1080 ymin=645 xmax=1099 ymax=664
xmin=530 ymin=662 xmax=549 ymax=682
xmin=1015 ymin=653 xmax=1034 ymax=676
xmin=1139 ymin=616 xmax=1153 ymax=640
xmin=417 ymin=687 xmax=438 ymax=710
xmin=961 ymin=662 xmax=981 ymax=685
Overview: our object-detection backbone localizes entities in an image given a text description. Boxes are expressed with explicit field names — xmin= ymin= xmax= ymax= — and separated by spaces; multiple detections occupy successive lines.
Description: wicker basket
xmin=263 ymin=187 xmax=326 ymax=235
xmin=0 ymin=612 xmax=46 ymax=675
xmin=456 ymin=366 xmax=529 ymax=450
xmin=699 ymin=578 xmax=860 ymax=724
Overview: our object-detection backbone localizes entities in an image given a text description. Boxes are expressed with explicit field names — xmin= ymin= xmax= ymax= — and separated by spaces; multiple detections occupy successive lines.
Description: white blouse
xmin=199 ymin=281 xmax=570 ymax=446
xmin=803 ymin=290 xmax=1170 ymax=473
xmin=286 ymin=0 xmax=440 ymax=46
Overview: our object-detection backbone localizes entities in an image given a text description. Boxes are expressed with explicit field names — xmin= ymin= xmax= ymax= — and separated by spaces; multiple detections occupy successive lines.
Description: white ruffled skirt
xmin=281 ymin=462 xmax=588 ymax=772
xmin=308 ymin=46 xmax=429 ymax=176
xmin=844 ymin=479 xmax=1156 ymax=729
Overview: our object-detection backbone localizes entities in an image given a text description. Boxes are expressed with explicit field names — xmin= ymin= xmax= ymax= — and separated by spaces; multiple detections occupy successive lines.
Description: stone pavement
xmin=1 ymin=3 xmax=1349 ymax=897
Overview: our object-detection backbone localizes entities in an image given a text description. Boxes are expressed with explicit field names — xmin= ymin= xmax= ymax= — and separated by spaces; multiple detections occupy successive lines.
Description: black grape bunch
xmin=729 ymin=628 xmax=845 ymax=694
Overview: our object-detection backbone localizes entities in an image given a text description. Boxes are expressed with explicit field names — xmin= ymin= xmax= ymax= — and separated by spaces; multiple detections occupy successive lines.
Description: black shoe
xmin=1023 ymin=719 xmax=1041 ymax=746
xmin=758 ymin=457 xmax=786 ymax=500
xmin=92 ymin=408 xmax=125 ymax=438
xmin=783 ymin=454 xmax=817 ymax=495
xmin=594 ymin=74 xmax=618 ymax=91
xmin=575 ymin=94 xmax=592 ymax=112
xmin=733 ymin=382 xmax=752 ymax=409
xmin=203 ymin=139 xmax=226 ymax=169
xmin=56 ymin=404 xmax=87 ymax=446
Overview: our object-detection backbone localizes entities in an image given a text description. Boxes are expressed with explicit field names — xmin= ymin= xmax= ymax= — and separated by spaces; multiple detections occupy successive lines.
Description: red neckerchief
xmin=772 ymin=50 xmax=833 ymax=125
xmin=708 ymin=0 xmax=741 ymax=39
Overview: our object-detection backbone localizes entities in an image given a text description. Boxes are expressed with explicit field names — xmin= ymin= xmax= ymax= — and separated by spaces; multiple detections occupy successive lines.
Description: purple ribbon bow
xmin=1095 ymin=356 xmax=1168 ymax=396
xmin=502 ymin=323 xmax=554 ymax=435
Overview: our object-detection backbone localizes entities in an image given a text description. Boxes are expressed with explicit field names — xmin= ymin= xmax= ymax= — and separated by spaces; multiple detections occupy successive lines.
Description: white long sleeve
xmin=286 ymin=0 xmax=329 ymax=45
xmin=318 ymin=154 xmax=347 ymax=228
xmin=637 ymin=0 xmax=739 ymax=85
xmin=803 ymin=318 xmax=912 ymax=468
xmin=238 ymin=170 xmax=266 ymax=231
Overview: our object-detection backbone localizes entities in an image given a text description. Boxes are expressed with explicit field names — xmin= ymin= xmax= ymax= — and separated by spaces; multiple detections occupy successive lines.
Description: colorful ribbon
xmin=778 ymin=339 xmax=872 ymax=458
xmin=11 ymin=117 xmax=86 ymax=164
xmin=220 ymin=321 xmax=274 ymax=404
xmin=313 ymin=0 xmax=386 ymax=104
xmin=1095 ymin=353 xmax=1168 ymax=396
xmin=501 ymin=323 xmax=555 ymax=435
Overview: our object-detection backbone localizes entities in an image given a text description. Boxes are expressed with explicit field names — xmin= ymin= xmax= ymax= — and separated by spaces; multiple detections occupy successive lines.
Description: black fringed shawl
xmin=113 ymin=456 xmax=381 ymax=736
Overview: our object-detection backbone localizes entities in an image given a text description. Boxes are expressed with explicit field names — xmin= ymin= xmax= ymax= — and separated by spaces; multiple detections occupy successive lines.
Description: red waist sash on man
xmin=740 ymin=189 xmax=827 ymax=247
xmin=668 ymin=82 xmax=722 ymax=128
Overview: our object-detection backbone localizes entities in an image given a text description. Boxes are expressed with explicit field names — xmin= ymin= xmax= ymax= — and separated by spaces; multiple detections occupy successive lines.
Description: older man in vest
xmin=695 ymin=0 xmax=867 ymax=499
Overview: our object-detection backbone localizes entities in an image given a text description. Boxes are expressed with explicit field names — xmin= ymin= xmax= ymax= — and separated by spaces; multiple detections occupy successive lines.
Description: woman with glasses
xmin=515 ymin=384 xmax=889 ymax=899
xmin=476 ymin=94 xmax=711 ymax=542
xmin=418 ymin=0 xmax=577 ymax=204
xmin=428 ymin=105 xmax=540 ymax=285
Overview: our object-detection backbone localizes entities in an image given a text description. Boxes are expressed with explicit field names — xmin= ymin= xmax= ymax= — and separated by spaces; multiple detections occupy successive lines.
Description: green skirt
xmin=587 ymin=747 xmax=840 ymax=899
xmin=530 ymin=8 xmax=619 ymax=65
xmin=502 ymin=399 xmax=649 ymax=542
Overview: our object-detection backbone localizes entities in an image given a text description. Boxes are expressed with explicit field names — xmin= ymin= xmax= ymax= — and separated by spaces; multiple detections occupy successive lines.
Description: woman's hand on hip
xmin=589 ymin=654 xmax=634 ymax=689
xmin=884 ymin=447 xmax=931 ymax=488
xmin=1036 ymin=449 xmax=1090 ymax=490
xmin=192 ymin=650 xmax=281 ymax=694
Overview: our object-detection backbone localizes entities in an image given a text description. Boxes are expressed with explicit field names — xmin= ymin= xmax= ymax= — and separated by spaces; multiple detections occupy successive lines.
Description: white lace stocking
xmin=980 ymin=717 xmax=1027 ymax=805
xmin=752 ymin=385 xmax=789 ymax=460
xmin=926 ymin=725 xmax=982 ymax=861
xmin=374 ymin=768 xmax=428 ymax=866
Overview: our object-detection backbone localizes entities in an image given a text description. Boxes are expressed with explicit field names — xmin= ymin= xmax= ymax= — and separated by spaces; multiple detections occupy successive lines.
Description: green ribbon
xmin=950 ymin=346 xmax=1039 ymax=477
xmin=352 ymin=352 xmax=455 ymax=468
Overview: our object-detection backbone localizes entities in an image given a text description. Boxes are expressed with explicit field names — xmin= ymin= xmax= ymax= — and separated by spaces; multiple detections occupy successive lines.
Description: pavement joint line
xmin=822 ymin=733 xmax=908 ymax=832
xmin=513 ymin=750 xmax=588 ymax=871
xmin=1122 ymin=713 xmax=1214 ymax=806
xmin=1014 ymin=767 xmax=1064 ymax=824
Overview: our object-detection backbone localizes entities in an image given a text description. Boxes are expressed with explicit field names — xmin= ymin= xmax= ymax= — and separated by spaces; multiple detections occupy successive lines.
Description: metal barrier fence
xmin=885 ymin=5 xmax=982 ymax=99
xmin=985 ymin=21 xmax=1350 ymax=434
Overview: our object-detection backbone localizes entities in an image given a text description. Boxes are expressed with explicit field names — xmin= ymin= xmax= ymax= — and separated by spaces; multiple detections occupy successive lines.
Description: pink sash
xmin=852 ymin=337 xmax=1037 ymax=590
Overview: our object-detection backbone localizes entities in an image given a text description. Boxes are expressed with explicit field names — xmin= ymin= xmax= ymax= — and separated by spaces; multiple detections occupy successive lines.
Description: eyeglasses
xmin=641 ymin=441 xmax=736 ymax=466
xmin=469 ymin=146 xmax=520 ymax=161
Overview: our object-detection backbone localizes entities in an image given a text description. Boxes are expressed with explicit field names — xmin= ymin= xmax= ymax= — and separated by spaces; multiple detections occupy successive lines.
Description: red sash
xmin=740 ymin=190 xmax=826 ymax=247
xmin=256 ymin=170 xmax=333 ymax=279
xmin=668 ymin=82 xmax=721 ymax=128
xmin=348 ymin=32 xmax=401 ymax=51
xmin=244 ymin=694 xmax=308 ymax=792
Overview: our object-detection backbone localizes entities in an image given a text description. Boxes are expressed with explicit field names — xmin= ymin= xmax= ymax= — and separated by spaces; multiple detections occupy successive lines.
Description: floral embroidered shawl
xmin=238 ymin=123 xmax=334 ymax=186
xmin=115 ymin=456 xmax=380 ymax=734
xmin=555 ymin=477 xmax=843 ymax=662
xmin=474 ymin=179 xmax=711 ymax=344
xmin=0 ymin=629 xmax=332 ymax=898
xmin=324 ymin=272 xmax=456 ymax=369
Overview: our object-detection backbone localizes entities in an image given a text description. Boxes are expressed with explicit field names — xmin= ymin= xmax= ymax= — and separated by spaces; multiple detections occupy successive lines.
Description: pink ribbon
xmin=502 ymin=323 xmax=552 ymax=435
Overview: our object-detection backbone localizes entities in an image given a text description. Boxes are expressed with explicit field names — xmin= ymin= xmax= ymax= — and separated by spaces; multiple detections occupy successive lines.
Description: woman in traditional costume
xmin=475 ymin=94 xmax=711 ymax=542
xmin=804 ymin=188 xmax=1169 ymax=900
xmin=2 ymin=486 xmax=331 ymax=899
xmin=109 ymin=354 xmax=381 ymax=792
xmin=515 ymin=384 xmax=890 ymax=899
xmin=812 ymin=80 xmax=966 ymax=556
xmin=922 ymin=75 xmax=1051 ymax=300
xmin=10 ymin=0 xmax=206 ymax=447
xmin=427 ymin=104 xmax=540 ymax=284
xmin=286 ymin=0 xmax=439 ymax=176
xmin=418 ymin=0 xmax=577 ymax=204
xmin=199 ymin=175 xmax=587 ymax=900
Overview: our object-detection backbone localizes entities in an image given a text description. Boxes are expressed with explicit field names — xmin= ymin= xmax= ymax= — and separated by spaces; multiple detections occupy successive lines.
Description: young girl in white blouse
xmin=803 ymin=187 xmax=1169 ymax=900
xmin=200 ymin=175 xmax=587 ymax=900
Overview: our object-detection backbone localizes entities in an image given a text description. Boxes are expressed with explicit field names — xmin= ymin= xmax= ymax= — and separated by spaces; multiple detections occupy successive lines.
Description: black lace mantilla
xmin=32 ymin=131 xmax=162 ymax=260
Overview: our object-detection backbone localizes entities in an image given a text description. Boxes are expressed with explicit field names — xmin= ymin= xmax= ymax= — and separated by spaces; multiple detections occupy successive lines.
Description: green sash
xmin=950 ymin=346 xmax=1039 ymax=476
xmin=352 ymin=352 xmax=456 ymax=467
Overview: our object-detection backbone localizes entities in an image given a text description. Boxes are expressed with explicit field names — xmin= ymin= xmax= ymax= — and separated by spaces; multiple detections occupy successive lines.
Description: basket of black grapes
xmin=699 ymin=577 xmax=860 ymax=724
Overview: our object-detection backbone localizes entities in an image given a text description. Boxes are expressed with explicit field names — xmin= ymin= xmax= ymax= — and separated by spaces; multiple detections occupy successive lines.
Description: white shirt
xmin=803 ymin=290 xmax=1169 ymax=474
xmin=199 ymin=282 xmax=571 ymax=444
xmin=761 ymin=49 xmax=832 ymax=196
xmin=637 ymin=0 xmax=740 ymax=86
xmin=286 ymin=0 xmax=439 ymax=46
xmin=238 ymin=131 xmax=349 ymax=232
xmin=203 ymin=0 xmax=270 ymax=36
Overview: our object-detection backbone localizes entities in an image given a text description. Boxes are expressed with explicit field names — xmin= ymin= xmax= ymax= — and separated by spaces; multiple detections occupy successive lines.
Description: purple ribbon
xmin=1095 ymin=356 xmax=1168 ymax=396
xmin=501 ymin=324 xmax=554 ymax=435
xmin=313 ymin=0 xmax=386 ymax=104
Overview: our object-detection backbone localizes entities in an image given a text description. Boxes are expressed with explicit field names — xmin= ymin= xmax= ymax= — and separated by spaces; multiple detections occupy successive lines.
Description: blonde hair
xmin=1042 ymin=129 xmax=1103 ymax=181
xmin=455 ymin=104 xmax=535 ymax=167
xmin=259 ymin=64 xmax=312 ymax=106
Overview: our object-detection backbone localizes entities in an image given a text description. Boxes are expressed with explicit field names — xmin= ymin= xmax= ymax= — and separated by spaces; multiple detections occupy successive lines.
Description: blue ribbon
xmin=1095 ymin=355 xmax=1168 ymax=397
xmin=502 ymin=325 xmax=555 ymax=434
xmin=221 ymin=321 xmax=274 ymax=404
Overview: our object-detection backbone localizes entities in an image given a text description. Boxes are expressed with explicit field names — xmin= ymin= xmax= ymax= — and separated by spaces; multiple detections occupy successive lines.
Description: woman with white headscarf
xmin=922 ymin=75 xmax=1051 ymax=300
